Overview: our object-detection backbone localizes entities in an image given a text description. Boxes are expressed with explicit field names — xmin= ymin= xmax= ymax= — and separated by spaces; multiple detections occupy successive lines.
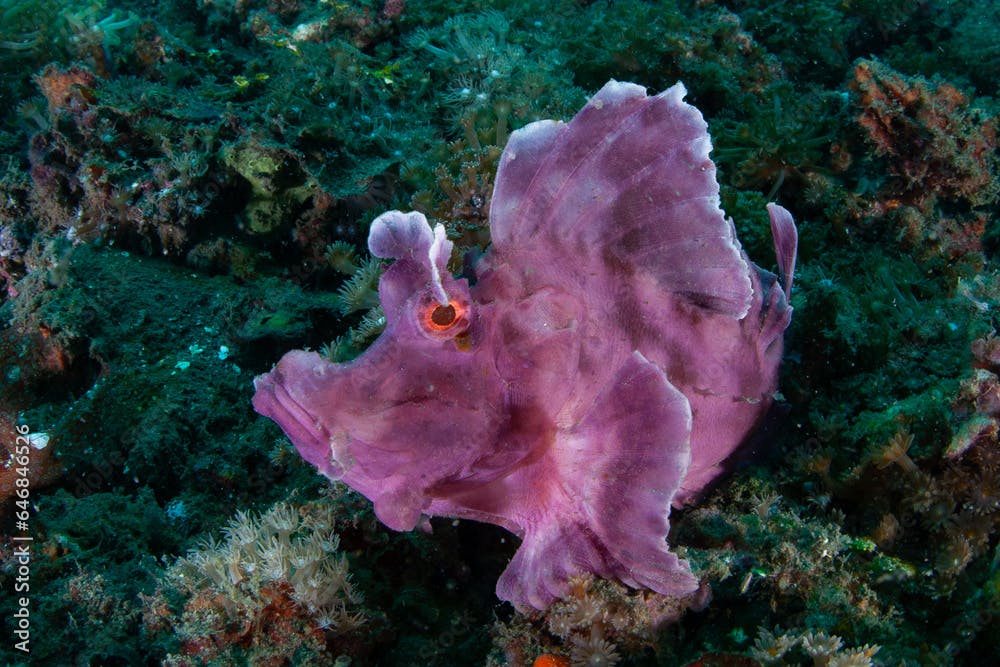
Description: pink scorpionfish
xmin=253 ymin=80 xmax=797 ymax=610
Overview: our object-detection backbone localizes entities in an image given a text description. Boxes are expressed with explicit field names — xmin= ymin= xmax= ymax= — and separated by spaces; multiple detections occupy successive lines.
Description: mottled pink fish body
xmin=253 ymin=80 xmax=797 ymax=610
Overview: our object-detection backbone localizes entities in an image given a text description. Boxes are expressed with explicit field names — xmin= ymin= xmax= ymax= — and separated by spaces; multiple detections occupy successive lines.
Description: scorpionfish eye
xmin=429 ymin=303 xmax=457 ymax=328
xmin=416 ymin=293 xmax=471 ymax=341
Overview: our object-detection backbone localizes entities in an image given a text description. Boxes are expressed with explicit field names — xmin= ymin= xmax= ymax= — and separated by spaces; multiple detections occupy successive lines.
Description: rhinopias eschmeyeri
xmin=253 ymin=80 xmax=797 ymax=610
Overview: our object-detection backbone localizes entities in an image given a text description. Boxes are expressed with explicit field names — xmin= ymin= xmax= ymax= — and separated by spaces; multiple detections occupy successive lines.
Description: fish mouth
xmin=252 ymin=367 xmax=337 ymax=477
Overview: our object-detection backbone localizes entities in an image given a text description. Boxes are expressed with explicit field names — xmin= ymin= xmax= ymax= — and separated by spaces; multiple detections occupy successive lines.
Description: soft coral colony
xmin=254 ymin=81 xmax=797 ymax=610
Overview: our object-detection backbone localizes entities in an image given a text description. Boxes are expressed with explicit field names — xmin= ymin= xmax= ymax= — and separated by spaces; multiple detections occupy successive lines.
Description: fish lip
xmin=253 ymin=369 xmax=336 ymax=475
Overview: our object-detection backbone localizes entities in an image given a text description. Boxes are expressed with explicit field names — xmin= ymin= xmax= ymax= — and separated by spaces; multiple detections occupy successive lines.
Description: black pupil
xmin=431 ymin=304 xmax=456 ymax=326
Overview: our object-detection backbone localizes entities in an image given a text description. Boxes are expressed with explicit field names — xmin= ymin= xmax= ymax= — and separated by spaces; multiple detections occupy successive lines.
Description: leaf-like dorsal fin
xmin=490 ymin=80 xmax=753 ymax=318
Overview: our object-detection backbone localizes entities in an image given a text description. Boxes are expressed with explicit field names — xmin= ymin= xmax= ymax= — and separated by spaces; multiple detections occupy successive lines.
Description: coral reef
xmin=0 ymin=413 xmax=58 ymax=513
xmin=146 ymin=497 xmax=374 ymax=665
xmin=491 ymin=575 xmax=709 ymax=667
xmin=748 ymin=627 xmax=879 ymax=667
xmin=850 ymin=58 xmax=998 ymax=259
xmin=319 ymin=248 xmax=385 ymax=362
xmin=408 ymin=138 xmax=502 ymax=259
xmin=1 ymin=0 xmax=999 ymax=665
xmin=852 ymin=59 xmax=997 ymax=205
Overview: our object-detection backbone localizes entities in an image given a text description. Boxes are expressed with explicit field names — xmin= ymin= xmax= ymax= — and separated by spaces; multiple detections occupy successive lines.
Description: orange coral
xmin=33 ymin=64 xmax=97 ymax=121
xmin=0 ymin=412 xmax=61 ymax=514
xmin=852 ymin=59 xmax=997 ymax=206
xmin=850 ymin=59 xmax=998 ymax=260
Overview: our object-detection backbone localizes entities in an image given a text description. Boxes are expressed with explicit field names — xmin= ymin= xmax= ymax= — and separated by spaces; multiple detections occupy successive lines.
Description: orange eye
xmin=423 ymin=300 xmax=466 ymax=333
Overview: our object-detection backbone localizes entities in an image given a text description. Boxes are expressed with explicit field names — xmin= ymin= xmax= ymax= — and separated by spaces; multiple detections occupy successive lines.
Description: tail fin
xmin=767 ymin=203 xmax=797 ymax=299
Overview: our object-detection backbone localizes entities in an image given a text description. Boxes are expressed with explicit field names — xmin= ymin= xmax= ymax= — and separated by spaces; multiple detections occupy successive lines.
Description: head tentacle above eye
xmin=368 ymin=210 xmax=453 ymax=306
xmin=426 ymin=223 xmax=451 ymax=306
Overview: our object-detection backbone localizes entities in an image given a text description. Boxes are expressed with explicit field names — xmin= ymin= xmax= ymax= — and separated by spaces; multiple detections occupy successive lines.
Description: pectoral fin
xmin=496 ymin=351 xmax=698 ymax=609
